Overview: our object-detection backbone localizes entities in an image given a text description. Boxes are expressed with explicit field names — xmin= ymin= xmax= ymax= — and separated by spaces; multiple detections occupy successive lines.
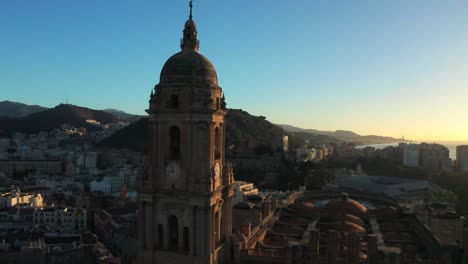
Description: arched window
xmin=183 ymin=227 xmax=189 ymax=252
xmin=214 ymin=127 xmax=221 ymax=160
xmin=168 ymin=215 xmax=179 ymax=250
xmin=170 ymin=95 xmax=179 ymax=108
xmin=169 ymin=127 xmax=181 ymax=160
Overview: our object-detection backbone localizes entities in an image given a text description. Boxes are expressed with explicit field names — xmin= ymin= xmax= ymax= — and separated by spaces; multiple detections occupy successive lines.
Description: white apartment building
xmin=232 ymin=181 xmax=259 ymax=205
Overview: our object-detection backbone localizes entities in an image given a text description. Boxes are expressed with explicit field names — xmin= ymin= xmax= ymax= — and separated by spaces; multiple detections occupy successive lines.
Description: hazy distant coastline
xmin=357 ymin=142 xmax=468 ymax=160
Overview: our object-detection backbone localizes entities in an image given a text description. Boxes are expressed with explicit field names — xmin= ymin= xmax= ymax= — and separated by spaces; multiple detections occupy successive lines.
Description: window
xmin=168 ymin=215 xmax=179 ymax=250
xmin=169 ymin=127 xmax=181 ymax=160
xmin=170 ymin=95 xmax=179 ymax=108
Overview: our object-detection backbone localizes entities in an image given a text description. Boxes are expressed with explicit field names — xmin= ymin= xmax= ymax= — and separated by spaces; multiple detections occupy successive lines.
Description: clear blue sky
xmin=1 ymin=0 xmax=467 ymax=140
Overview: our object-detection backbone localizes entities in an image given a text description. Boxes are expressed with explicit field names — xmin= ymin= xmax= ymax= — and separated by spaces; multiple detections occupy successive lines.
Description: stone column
xmin=137 ymin=202 xmax=145 ymax=249
xmin=327 ymin=230 xmax=338 ymax=264
xmin=233 ymin=242 xmax=242 ymax=264
xmin=309 ymin=229 xmax=319 ymax=263
xmin=209 ymin=206 xmax=215 ymax=253
xmin=378 ymin=247 xmax=401 ymax=264
xmin=367 ymin=234 xmax=377 ymax=264
xmin=163 ymin=214 xmax=169 ymax=250
xmin=389 ymin=251 xmax=400 ymax=264
xmin=296 ymin=244 xmax=304 ymax=264
xmin=145 ymin=202 xmax=154 ymax=249
xmin=346 ymin=232 xmax=359 ymax=264
xmin=287 ymin=244 xmax=296 ymax=264
xmin=153 ymin=204 xmax=160 ymax=249
xmin=178 ymin=215 xmax=184 ymax=252
xmin=190 ymin=205 xmax=196 ymax=256
xmin=226 ymin=196 xmax=233 ymax=238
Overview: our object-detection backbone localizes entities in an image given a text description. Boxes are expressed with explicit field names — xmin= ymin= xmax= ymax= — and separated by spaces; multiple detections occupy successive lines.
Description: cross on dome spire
xmin=189 ymin=0 xmax=193 ymax=20
xmin=181 ymin=0 xmax=199 ymax=51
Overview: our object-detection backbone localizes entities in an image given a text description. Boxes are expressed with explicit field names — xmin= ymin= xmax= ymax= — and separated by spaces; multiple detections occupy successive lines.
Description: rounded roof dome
xmin=322 ymin=213 xmax=365 ymax=226
xmin=160 ymin=50 xmax=218 ymax=86
xmin=326 ymin=194 xmax=367 ymax=216
xmin=332 ymin=221 xmax=367 ymax=235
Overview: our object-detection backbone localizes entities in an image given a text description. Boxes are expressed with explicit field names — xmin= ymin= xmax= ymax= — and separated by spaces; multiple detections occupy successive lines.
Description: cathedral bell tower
xmin=137 ymin=2 xmax=234 ymax=264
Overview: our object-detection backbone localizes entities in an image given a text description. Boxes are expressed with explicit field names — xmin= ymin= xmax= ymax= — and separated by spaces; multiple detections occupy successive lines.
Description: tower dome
xmin=159 ymin=51 xmax=218 ymax=86
xmin=158 ymin=2 xmax=218 ymax=87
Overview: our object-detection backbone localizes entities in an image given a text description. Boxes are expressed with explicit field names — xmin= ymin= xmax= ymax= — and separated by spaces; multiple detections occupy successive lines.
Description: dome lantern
xmin=158 ymin=1 xmax=218 ymax=87
xmin=181 ymin=0 xmax=199 ymax=52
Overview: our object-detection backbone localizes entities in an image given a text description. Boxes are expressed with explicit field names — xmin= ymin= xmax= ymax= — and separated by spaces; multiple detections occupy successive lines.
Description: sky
xmin=1 ymin=0 xmax=467 ymax=142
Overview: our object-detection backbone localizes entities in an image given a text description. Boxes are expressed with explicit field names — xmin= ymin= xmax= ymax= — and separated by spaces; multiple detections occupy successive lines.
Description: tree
xmin=423 ymin=188 xmax=457 ymax=203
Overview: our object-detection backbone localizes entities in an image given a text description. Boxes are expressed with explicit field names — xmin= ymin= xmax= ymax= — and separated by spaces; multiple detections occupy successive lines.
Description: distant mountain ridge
xmin=102 ymin=109 xmax=144 ymax=123
xmin=0 ymin=100 xmax=410 ymax=145
xmin=279 ymin=124 xmax=410 ymax=145
xmin=0 ymin=101 xmax=48 ymax=118
xmin=0 ymin=104 xmax=121 ymax=135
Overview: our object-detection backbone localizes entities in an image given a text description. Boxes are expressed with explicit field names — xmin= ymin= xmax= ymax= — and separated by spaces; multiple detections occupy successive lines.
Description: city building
xmin=134 ymin=3 xmax=461 ymax=264
xmin=403 ymin=144 xmax=420 ymax=167
xmin=325 ymin=175 xmax=437 ymax=201
xmin=90 ymin=176 xmax=123 ymax=195
xmin=0 ymin=159 xmax=62 ymax=177
xmin=33 ymin=207 xmax=87 ymax=233
xmin=76 ymin=152 xmax=97 ymax=170
xmin=456 ymin=145 xmax=468 ymax=173
xmin=0 ymin=188 xmax=43 ymax=209
xmin=136 ymin=4 xmax=234 ymax=264
xmin=90 ymin=179 xmax=112 ymax=195
xmin=282 ymin=135 xmax=289 ymax=152
xmin=94 ymin=203 xmax=137 ymax=264
xmin=229 ymin=190 xmax=461 ymax=264
xmin=232 ymin=181 xmax=259 ymax=206
xmin=119 ymin=165 xmax=137 ymax=190
xmin=419 ymin=143 xmax=451 ymax=171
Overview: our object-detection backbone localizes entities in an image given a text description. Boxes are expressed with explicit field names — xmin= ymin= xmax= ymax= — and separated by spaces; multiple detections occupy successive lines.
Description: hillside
xmin=0 ymin=101 xmax=47 ymax=118
xmin=279 ymin=124 xmax=410 ymax=145
xmin=287 ymin=131 xmax=339 ymax=150
xmin=225 ymin=109 xmax=284 ymax=155
xmin=102 ymin=109 xmax=144 ymax=123
xmin=97 ymin=109 xmax=285 ymax=155
xmin=0 ymin=104 xmax=121 ymax=135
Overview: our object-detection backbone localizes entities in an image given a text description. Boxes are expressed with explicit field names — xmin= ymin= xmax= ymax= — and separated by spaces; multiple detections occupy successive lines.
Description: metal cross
xmin=189 ymin=0 xmax=193 ymax=19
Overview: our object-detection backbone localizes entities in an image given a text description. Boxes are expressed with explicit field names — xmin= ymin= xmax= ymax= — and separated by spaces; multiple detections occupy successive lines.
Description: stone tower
xmin=137 ymin=2 xmax=234 ymax=264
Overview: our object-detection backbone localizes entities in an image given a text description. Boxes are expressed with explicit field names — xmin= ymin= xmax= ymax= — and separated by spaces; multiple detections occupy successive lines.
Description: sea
xmin=356 ymin=141 xmax=468 ymax=161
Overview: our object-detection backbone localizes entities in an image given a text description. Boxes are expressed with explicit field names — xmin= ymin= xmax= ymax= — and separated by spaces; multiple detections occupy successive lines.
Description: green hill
xmin=0 ymin=101 xmax=48 ymax=118
xmin=0 ymin=104 xmax=120 ymax=135
xmin=97 ymin=109 xmax=285 ymax=155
